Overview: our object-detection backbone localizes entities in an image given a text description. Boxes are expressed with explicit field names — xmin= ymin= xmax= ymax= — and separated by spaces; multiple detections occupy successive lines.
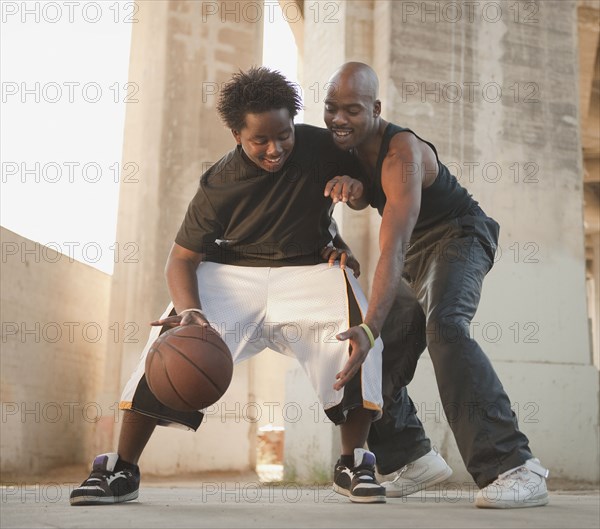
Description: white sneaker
xmin=475 ymin=458 xmax=549 ymax=509
xmin=379 ymin=448 xmax=453 ymax=498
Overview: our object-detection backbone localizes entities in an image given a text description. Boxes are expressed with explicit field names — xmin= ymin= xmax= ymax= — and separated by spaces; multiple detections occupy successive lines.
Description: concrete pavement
xmin=1 ymin=476 xmax=598 ymax=529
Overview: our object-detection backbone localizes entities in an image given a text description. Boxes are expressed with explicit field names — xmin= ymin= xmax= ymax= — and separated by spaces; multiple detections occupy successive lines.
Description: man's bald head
xmin=328 ymin=62 xmax=379 ymax=103
xmin=324 ymin=62 xmax=383 ymax=150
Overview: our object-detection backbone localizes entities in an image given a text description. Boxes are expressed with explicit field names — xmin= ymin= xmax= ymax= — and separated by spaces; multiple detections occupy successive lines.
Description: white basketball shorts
xmin=120 ymin=262 xmax=383 ymax=429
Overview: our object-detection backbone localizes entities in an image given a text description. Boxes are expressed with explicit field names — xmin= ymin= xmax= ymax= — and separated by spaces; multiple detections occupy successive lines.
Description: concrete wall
xmin=2 ymin=0 xmax=597 ymax=485
xmin=380 ymin=0 xmax=597 ymax=483
xmin=1 ymin=227 xmax=111 ymax=476
xmin=295 ymin=0 xmax=599 ymax=484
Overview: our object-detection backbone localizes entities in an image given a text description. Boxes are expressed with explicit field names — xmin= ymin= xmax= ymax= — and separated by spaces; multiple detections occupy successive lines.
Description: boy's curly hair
xmin=217 ymin=67 xmax=303 ymax=130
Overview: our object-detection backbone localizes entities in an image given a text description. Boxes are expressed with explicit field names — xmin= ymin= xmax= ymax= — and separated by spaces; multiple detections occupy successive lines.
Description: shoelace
xmin=354 ymin=468 xmax=376 ymax=482
xmin=389 ymin=463 xmax=412 ymax=484
xmin=86 ymin=469 xmax=128 ymax=482
xmin=495 ymin=466 xmax=529 ymax=485
xmin=388 ymin=448 xmax=442 ymax=484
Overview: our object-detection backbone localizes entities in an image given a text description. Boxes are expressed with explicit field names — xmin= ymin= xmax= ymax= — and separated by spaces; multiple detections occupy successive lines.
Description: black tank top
xmin=370 ymin=123 xmax=476 ymax=235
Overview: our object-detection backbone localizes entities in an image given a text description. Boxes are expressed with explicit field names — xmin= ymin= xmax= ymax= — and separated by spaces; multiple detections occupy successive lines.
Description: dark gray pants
xmin=368 ymin=207 xmax=532 ymax=488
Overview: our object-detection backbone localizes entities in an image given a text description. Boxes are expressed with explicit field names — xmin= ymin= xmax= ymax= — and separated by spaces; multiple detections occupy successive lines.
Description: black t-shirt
xmin=175 ymin=124 xmax=362 ymax=266
xmin=370 ymin=123 xmax=476 ymax=236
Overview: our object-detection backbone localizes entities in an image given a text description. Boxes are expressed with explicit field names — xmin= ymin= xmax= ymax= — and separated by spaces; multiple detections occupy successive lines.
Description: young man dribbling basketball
xmin=70 ymin=67 xmax=387 ymax=506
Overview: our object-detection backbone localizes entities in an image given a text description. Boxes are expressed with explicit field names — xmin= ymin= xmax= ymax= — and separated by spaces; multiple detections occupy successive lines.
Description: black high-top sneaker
xmin=333 ymin=457 xmax=354 ymax=497
xmin=333 ymin=448 xmax=386 ymax=503
xmin=70 ymin=453 xmax=140 ymax=506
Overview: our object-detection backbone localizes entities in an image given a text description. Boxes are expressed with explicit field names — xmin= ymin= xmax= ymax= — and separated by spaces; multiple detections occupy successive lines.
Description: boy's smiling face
xmin=233 ymin=108 xmax=295 ymax=173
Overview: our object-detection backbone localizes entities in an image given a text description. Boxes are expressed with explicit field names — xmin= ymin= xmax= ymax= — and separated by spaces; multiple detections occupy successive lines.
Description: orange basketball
xmin=145 ymin=324 xmax=233 ymax=412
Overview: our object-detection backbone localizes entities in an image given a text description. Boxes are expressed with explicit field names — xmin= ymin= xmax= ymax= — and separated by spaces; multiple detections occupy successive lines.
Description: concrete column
xmin=579 ymin=1 xmax=600 ymax=371
xmin=294 ymin=0 xmax=599 ymax=484
xmin=96 ymin=0 xmax=264 ymax=474
xmin=372 ymin=0 xmax=598 ymax=483
xmin=302 ymin=0 xmax=377 ymax=279
xmin=284 ymin=0 xmax=378 ymax=482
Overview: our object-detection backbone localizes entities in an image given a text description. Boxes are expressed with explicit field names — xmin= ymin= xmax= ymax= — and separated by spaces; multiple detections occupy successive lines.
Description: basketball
xmin=145 ymin=324 xmax=233 ymax=412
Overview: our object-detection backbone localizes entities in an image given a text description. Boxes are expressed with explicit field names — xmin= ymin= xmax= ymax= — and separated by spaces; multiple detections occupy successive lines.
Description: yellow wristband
xmin=359 ymin=323 xmax=376 ymax=349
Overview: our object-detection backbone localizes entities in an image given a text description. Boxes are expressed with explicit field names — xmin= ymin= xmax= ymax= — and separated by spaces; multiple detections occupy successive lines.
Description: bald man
xmin=322 ymin=62 xmax=549 ymax=509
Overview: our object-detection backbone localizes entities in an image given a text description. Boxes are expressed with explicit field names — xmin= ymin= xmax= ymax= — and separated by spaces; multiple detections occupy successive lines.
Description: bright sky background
xmin=1 ymin=0 xmax=299 ymax=274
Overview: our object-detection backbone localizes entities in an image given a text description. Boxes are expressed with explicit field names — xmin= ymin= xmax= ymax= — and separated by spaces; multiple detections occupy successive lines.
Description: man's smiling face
xmin=323 ymin=77 xmax=380 ymax=151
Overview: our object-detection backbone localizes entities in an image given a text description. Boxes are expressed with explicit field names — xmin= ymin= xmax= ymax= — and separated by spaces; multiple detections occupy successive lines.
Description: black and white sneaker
xmin=333 ymin=448 xmax=386 ymax=503
xmin=70 ymin=453 xmax=140 ymax=506
xmin=333 ymin=459 xmax=354 ymax=497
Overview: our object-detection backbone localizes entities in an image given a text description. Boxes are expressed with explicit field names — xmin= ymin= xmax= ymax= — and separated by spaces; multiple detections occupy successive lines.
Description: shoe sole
xmin=332 ymin=483 xmax=350 ymax=497
xmin=70 ymin=490 xmax=139 ymax=506
xmin=349 ymin=494 xmax=386 ymax=504
xmin=333 ymin=484 xmax=386 ymax=503
xmin=385 ymin=465 xmax=453 ymax=498
xmin=475 ymin=493 xmax=549 ymax=509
